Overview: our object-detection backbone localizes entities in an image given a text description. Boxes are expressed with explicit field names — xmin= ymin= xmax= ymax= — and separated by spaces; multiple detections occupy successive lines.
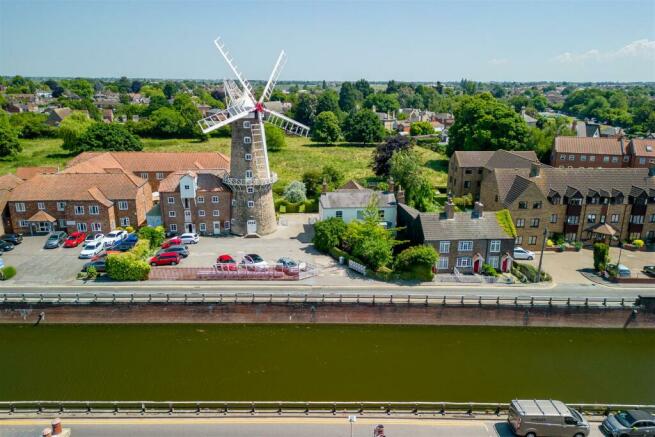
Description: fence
xmin=0 ymin=292 xmax=638 ymax=308
xmin=149 ymin=264 xmax=318 ymax=281
xmin=0 ymin=400 xmax=652 ymax=417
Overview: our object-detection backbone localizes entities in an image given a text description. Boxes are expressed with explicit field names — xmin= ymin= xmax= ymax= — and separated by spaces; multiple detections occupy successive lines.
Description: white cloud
xmin=488 ymin=58 xmax=508 ymax=65
xmin=553 ymin=39 xmax=655 ymax=64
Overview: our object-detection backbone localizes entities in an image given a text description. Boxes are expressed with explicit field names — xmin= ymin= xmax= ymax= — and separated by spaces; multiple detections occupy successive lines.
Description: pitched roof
xmin=15 ymin=166 xmax=57 ymax=180
xmin=158 ymin=170 xmax=229 ymax=193
xmin=27 ymin=210 xmax=57 ymax=222
xmin=9 ymin=173 xmax=147 ymax=203
xmin=0 ymin=174 xmax=24 ymax=191
xmin=453 ymin=149 xmax=538 ymax=168
xmin=64 ymin=151 xmax=230 ymax=173
xmin=339 ymin=180 xmax=365 ymax=190
xmin=630 ymin=139 xmax=655 ymax=158
xmin=320 ymin=189 xmax=396 ymax=209
xmin=553 ymin=136 xmax=624 ymax=155
xmin=483 ymin=150 xmax=540 ymax=170
xmin=418 ymin=210 xmax=513 ymax=241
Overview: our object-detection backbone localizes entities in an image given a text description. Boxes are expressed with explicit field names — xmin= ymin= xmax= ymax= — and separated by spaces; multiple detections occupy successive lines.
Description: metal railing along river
xmin=0 ymin=292 xmax=638 ymax=308
xmin=0 ymin=400 xmax=653 ymax=417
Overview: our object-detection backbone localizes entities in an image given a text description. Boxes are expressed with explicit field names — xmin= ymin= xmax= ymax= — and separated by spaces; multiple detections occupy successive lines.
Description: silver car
xmin=601 ymin=410 xmax=655 ymax=437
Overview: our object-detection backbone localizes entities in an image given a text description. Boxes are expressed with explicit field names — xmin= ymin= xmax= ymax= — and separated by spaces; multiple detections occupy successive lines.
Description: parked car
xmin=44 ymin=231 xmax=67 ymax=249
xmin=161 ymin=236 xmax=183 ymax=249
xmin=0 ymin=240 xmax=15 ymax=252
xmin=240 ymin=254 xmax=268 ymax=270
xmin=508 ymin=399 xmax=589 ymax=437
xmin=90 ymin=250 xmax=120 ymax=261
xmin=275 ymin=257 xmax=307 ymax=273
xmin=125 ymin=233 xmax=138 ymax=244
xmin=513 ymin=247 xmax=535 ymax=260
xmin=1 ymin=233 xmax=23 ymax=245
xmin=63 ymin=231 xmax=87 ymax=248
xmin=156 ymin=245 xmax=189 ymax=258
xmin=216 ymin=254 xmax=237 ymax=270
xmin=149 ymin=252 xmax=182 ymax=266
xmin=608 ymin=263 xmax=631 ymax=278
xmin=180 ymin=232 xmax=200 ymax=244
xmin=643 ymin=265 xmax=655 ymax=278
xmin=102 ymin=230 xmax=128 ymax=248
xmin=85 ymin=232 xmax=104 ymax=244
xmin=601 ymin=410 xmax=655 ymax=437
xmin=82 ymin=259 xmax=106 ymax=273
xmin=114 ymin=240 xmax=137 ymax=252
xmin=79 ymin=241 xmax=105 ymax=259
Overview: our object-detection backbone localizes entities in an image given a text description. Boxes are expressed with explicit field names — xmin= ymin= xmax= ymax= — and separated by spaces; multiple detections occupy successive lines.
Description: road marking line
xmin=0 ymin=418 xmax=485 ymax=427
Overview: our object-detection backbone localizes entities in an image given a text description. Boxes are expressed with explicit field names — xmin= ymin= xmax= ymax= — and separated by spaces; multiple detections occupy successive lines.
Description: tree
xmin=0 ymin=113 xmax=21 ymax=157
xmin=460 ymin=79 xmax=478 ymax=95
xmin=283 ymin=180 xmax=307 ymax=203
xmin=63 ymin=78 xmax=94 ymax=99
xmin=316 ymin=90 xmax=340 ymax=115
xmin=59 ymin=112 xmax=95 ymax=151
xmin=339 ymin=82 xmax=362 ymax=112
xmin=130 ymin=80 xmax=143 ymax=93
xmin=149 ymin=107 xmax=187 ymax=137
xmin=342 ymin=109 xmax=385 ymax=143
xmin=163 ymin=81 xmax=178 ymax=99
xmin=74 ymin=123 xmax=143 ymax=152
xmin=447 ymin=93 xmax=530 ymax=156
xmin=293 ymin=93 xmax=317 ymax=126
xmin=9 ymin=112 xmax=55 ymax=138
xmin=354 ymin=79 xmax=374 ymax=99
xmin=313 ymin=217 xmax=346 ymax=252
xmin=302 ymin=169 xmax=323 ymax=197
xmin=321 ymin=164 xmax=344 ymax=189
xmin=409 ymin=121 xmax=434 ymax=136
xmin=138 ymin=226 xmax=166 ymax=249
xmin=311 ymin=111 xmax=341 ymax=143
xmin=264 ymin=124 xmax=286 ymax=151
xmin=146 ymin=95 xmax=170 ymax=115
xmin=394 ymin=245 xmax=439 ymax=281
xmin=363 ymin=93 xmax=400 ymax=113
xmin=372 ymin=135 xmax=412 ymax=176
xmin=389 ymin=150 xmax=436 ymax=211
xmin=173 ymin=93 xmax=204 ymax=138
xmin=593 ymin=243 xmax=610 ymax=272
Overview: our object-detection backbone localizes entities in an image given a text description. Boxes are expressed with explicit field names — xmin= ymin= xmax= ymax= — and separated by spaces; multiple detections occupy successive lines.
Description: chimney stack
xmin=444 ymin=197 xmax=455 ymax=219
xmin=396 ymin=184 xmax=405 ymax=204
xmin=529 ymin=162 xmax=541 ymax=178
xmin=388 ymin=177 xmax=395 ymax=193
xmin=321 ymin=178 xmax=328 ymax=194
xmin=42 ymin=428 xmax=52 ymax=437
xmin=473 ymin=201 xmax=484 ymax=218
xmin=51 ymin=418 xmax=62 ymax=435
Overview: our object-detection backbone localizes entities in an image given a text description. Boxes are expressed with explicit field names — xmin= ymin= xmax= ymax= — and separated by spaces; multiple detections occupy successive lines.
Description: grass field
xmin=2 ymin=136 xmax=448 ymax=189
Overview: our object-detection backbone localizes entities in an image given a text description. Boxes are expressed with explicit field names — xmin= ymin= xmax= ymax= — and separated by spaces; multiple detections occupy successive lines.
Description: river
xmin=1 ymin=324 xmax=653 ymax=403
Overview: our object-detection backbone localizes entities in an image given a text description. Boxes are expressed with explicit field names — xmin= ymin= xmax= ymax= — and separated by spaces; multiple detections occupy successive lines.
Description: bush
xmin=0 ymin=265 xmax=17 ymax=280
xmin=452 ymin=193 xmax=473 ymax=209
xmin=125 ymin=226 xmax=135 ymax=234
xmin=304 ymin=198 xmax=319 ymax=213
xmin=481 ymin=263 xmax=499 ymax=277
xmin=633 ymin=239 xmax=645 ymax=248
xmin=394 ymin=245 xmax=438 ymax=272
xmin=328 ymin=246 xmax=349 ymax=262
xmin=593 ymin=242 xmax=609 ymax=272
xmin=106 ymin=253 xmax=150 ymax=281
xmin=495 ymin=209 xmax=517 ymax=238
xmin=398 ymin=264 xmax=433 ymax=282
xmin=574 ymin=241 xmax=583 ymax=251
xmin=546 ymin=239 xmax=554 ymax=247
xmin=265 ymin=124 xmax=286 ymax=151
xmin=130 ymin=239 xmax=152 ymax=260
xmin=86 ymin=266 xmax=98 ymax=280
xmin=313 ymin=217 xmax=346 ymax=252
xmin=514 ymin=262 xmax=550 ymax=282
xmin=283 ymin=180 xmax=307 ymax=203
xmin=138 ymin=226 xmax=165 ymax=249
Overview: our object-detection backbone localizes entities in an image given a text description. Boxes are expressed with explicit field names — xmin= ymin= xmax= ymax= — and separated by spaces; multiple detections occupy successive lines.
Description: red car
xmin=161 ymin=237 xmax=182 ymax=249
xmin=215 ymin=254 xmax=237 ymax=271
xmin=149 ymin=252 xmax=182 ymax=266
xmin=63 ymin=231 xmax=87 ymax=248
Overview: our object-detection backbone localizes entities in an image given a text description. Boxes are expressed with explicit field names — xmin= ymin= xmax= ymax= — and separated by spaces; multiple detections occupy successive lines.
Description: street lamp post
xmin=348 ymin=415 xmax=357 ymax=437
xmin=536 ymin=227 xmax=548 ymax=283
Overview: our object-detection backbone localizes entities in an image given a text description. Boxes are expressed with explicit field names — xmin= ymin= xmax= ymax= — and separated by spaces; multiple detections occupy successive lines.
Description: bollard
xmin=425 ymin=295 xmax=429 ymax=306
xmin=496 ymin=296 xmax=500 ymax=306
xmin=389 ymin=295 xmax=393 ymax=304
xmin=42 ymin=428 xmax=52 ymax=437
xmin=372 ymin=294 xmax=375 ymax=305
xmin=202 ymin=293 xmax=206 ymax=303
xmin=168 ymin=403 xmax=173 ymax=415
xmin=196 ymin=403 xmax=201 ymax=415
xmin=603 ymin=298 xmax=607 ymax=306
xmin=585 ymin=297 xmax=589 ymax=307
xmin=460 ymin=296 xmax=464 ymax=305
xmin=251 ymin=293 xmax=255 ymax=303
xmin=86 ymin=402 xmax=91 ymax=414
xmin=442 ymin=296 xmax=446 ymax=306
xmin=407 ymin=295 xmax=411 ymax=305
xmin=141 ymin=403 xmax=146 ymax=415
xmin=357 ymin=294 xmax=360 ymax=304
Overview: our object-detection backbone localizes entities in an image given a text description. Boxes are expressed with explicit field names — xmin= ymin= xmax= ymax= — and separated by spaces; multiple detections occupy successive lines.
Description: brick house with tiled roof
xmin=0 ymin=174 xmax=24 ymax=235
xmin=7 ymin=172 xmax=152 ymax=235
xmin=551 ymin=136 xmax=655 ymax=169
xmin=480 ymin=163 xmax=655 ymax=246
xmin=15 ymin=166 xmax=58 ymax=180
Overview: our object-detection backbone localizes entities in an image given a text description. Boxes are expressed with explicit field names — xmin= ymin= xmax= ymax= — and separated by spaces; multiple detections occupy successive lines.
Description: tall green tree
xmin=372 ymin=135 xmax=412 ymax=176
xmin=74 ymin=123 xmax=143 ymax=152
xmin=59 ymin=112 xmax=95 ymax=151
xmin=354 ymin=79 xmax=374 ymax=99
xmin=342 ymin=109 xmax=385 ymax=143
xmin=389 ymin=150 xmax=436 ymax=212
xmin=0 ymin=112 xmax=21 ymax=157
xmin=293 ymin=93 xmax=317 ymax=126
xmin=311 ymin=111 xmax=341 ymax=143
xmin=363 ymin=93 xmax=400 ymax=113
xmin=447 ymin=93 xmax=530 ymax=156
xmin=316 ymin=90 xmax=340 ymax=115
xmin=265 ymin=124 xmax=286 ymax=151
xmin=338 ymin=82 xmax=362 ymax=112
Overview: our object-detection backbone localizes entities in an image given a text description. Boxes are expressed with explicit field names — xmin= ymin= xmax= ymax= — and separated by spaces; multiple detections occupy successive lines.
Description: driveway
xmin=0 ymin=235 xmax=87 ymax=285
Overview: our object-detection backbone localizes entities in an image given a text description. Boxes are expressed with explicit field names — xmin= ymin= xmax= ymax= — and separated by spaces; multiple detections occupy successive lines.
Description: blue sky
xmin=1 ymin=0 xmax=654 ymax=82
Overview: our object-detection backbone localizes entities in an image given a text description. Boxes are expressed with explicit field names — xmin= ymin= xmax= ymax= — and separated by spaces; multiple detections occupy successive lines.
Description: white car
xmin=240 ymin=254 xmax=268 ymax=270
xmin=79 ymin=241 xmax=104 ymax=259
xmin=102 ymin=230 xmax=128 ymax=248
xmin=85 ymin=232 xmax=104 ymax=244
xmin=179 ymin=232 xmax=200 ymax=244
xmin=513 ymin=246 xmax=535 ymax=260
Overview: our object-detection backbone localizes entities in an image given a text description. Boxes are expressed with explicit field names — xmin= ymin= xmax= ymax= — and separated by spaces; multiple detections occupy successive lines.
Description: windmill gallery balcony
xmin=223 ymin=172 xmax=278 ymax=190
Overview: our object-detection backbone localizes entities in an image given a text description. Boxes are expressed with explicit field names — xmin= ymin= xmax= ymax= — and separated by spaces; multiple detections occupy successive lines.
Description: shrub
xmin=130 ymin=239 xmax=152 ymax=260
xmin=313 ymin=217 xmax=346 ymax=252
xmin=452 ymin=193 xmax=473 ymax=209
xmin=283 ymin=180 xmax=307 ymax=203
xmin=106 ymin=253 xmax=150 ymax=281
xmin=125 ymin=226 xmax=135 ymax=234
xmin=574 ymin=241 xmax=583 ymax=251
xmin=0 ymin=265 xmax=17 ymax=280
xmin=633 ymin=239 xmax=645 ymax=248
xmin=495 ymin=209 xmax=517 ymax=238
xmin=138 ymin=226 xmax=165 ymax=249
xmin=546 ymin=239 xmax=554 ymax=247
xmin=593 ymin=242 xmax=610 ymax=272
xmin=328 ymin=246 xmax=349 ymax=262
xmin=481 ymin=263 xmax=499 ymax=277
xmin=398 ymin=264 xmax=433 ymax=282
xmin=304 ymin=198 xmax=319 ymax=213
xmin=514 ymin=262 xmax=550 ymax=282
xmin=302 ymin=169 xmax=323 ymax=197
xmin=265 ymin=124 xmax=286 ymax=151
xmin=279 ymin=204 xmax=287 ymax=213
xmin=86 ymin=266 xmax=98 ymax=280
xmin=394 ymin=245 xmax=438 ymax=272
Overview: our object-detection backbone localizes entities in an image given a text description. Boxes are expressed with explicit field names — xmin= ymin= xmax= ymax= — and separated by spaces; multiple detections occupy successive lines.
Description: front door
xmin=213 ymin=221 xmax=221 ymax=235
xmin=247 ymin=219 xmax=257 ymax=234
xmin=186 ymin=223 xmax=195 ymax=233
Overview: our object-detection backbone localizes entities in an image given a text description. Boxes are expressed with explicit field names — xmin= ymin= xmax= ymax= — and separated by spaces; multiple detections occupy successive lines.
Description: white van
xmin=508 ymin=399 xmax=590 ymax=437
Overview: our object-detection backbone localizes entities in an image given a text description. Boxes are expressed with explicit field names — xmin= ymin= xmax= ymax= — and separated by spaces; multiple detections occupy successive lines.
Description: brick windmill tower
xmin=198 ymin=37 xmax=309 ymax=236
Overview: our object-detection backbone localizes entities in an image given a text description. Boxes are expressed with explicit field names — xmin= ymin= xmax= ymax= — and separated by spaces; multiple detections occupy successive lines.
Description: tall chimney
xmin=444 ymin=198 xmax=455 ymax=219
xmin=396 ymin=184 xmax=405 ymax=204
xmin=529 ymin=162 xmax=541 ymax=178
xmin=388 ymin=177 xmax=395 ymax=193
xmin=321 ymin=178 xmax=328 ymax=194
xmin=52 ymin=418 xmax=62 ymax=435
xmin=473 ymin=201 xmax=484 ymax=218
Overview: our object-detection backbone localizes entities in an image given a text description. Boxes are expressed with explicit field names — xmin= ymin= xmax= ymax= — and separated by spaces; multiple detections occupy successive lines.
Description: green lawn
xmin=2 ymin=136 xmax=448 ymax=189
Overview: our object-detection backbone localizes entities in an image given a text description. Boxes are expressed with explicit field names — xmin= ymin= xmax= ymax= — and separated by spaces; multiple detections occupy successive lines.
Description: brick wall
xmin=160 ymin=190 xmax=232 ymax=235
xmin=8 ymin=200 xmax=115 ymax=234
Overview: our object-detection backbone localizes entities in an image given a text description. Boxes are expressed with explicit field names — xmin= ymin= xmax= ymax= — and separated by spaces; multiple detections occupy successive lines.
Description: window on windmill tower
xmin=244 ymin=136 xmax=252 ymax=144
xmin=245 ymin=153 xmax=252 ymax=161
xmin=243 ymin=121 xmax=251 ymax=129
xmin=247 ymin=201 xmax=255 ymax=208
xmin=247 ymin=186 xmax=255 ymax=194
xmin=245 ymin=170 xmax=253 ymax=179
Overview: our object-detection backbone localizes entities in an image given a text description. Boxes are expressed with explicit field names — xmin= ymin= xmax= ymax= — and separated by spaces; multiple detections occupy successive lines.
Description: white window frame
xmin=611 ymin=156 xmax=618 ymax=163
xmin=212 ymin=210 xmax=220 ymax=217
xmin=488 ymin=256 xmax=499 ymax=269
xmin=184 ymin=210 xmax=192 ymax=218
xmin=243 ymin=136 xmax=252 ymax=144
xmin=57 ymin=201 xmax=66 ymax=212
xmin=456 ymin=257 xmax=472 ymax=268
xmin=91 ymin=223 xmax=102 ymax=232
xmin=243 ymin=121 xmax=251 ymax=129
xmin=118 ymin=200 xmax=128 ymax=210
xmin=247 ymin=186 xmax=255 ymax=194
xmin=156 ymin=172 xmax=164 ymax=180
xmin=77 ymin=223 xmax=88 ymax=232
xmin=37 ymin=202 xmax=45 ymax=210
xmin=489 ymin=240 xmax=501 ymax=253
xmin=438 ymin=257 xmax=449 ymax=270
xmin=528 ymin=236 xmax=537 ymax=245
xmin=198 ymin=210 xmax=205 ymax=217
xmin=245 ymin=153 xmax=252 ymax=161
xmin=515 ymin=236 xmax=523 ymax=244
xmin=197 ymin=196 xmax=204 ymax=204
xmin=169 ymin=224 xmax=177 ymax=232
xmin=140 ymin=172 xmax=148 ymax=179
xmin=516 ymin=218 xmax=525 ymax=228
xmin=19 ymin=220 xmax=28 ymax=228
xmin=89 ymin=205 xmax=100 ymax=215
xmin=245 ymin=170 xmax=253 ymax=179
xmin=211 ymin=196 xmax=219 ymax=203
xmin=120 ymin=217 xmax=130 ymax=227
xmin=458 ymin=240 xmax=473 ymax=252
xmin=168 ymin=211 xmax=176 ymax=218
xmin=589 ymin=155 xmax=596 ymax=162
xmin=15 ymin=202 xmax=25 ymax=212
xmin=439 ymin=241 xmax=450 ymax=254
xmin=335 ymin=210 xmax=343 ymax=218
xmin=224 ymin=220 xmax=231 ymax=230
xmin=74 ymin=205 xmax=84 ymax=215
xmin=167 ymin=196 xmax=175 ymax=204
xmin=199 ymin=223 xmax=206 ymax=232
xmin=247 ymin=201 xmax=254 ymax=208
